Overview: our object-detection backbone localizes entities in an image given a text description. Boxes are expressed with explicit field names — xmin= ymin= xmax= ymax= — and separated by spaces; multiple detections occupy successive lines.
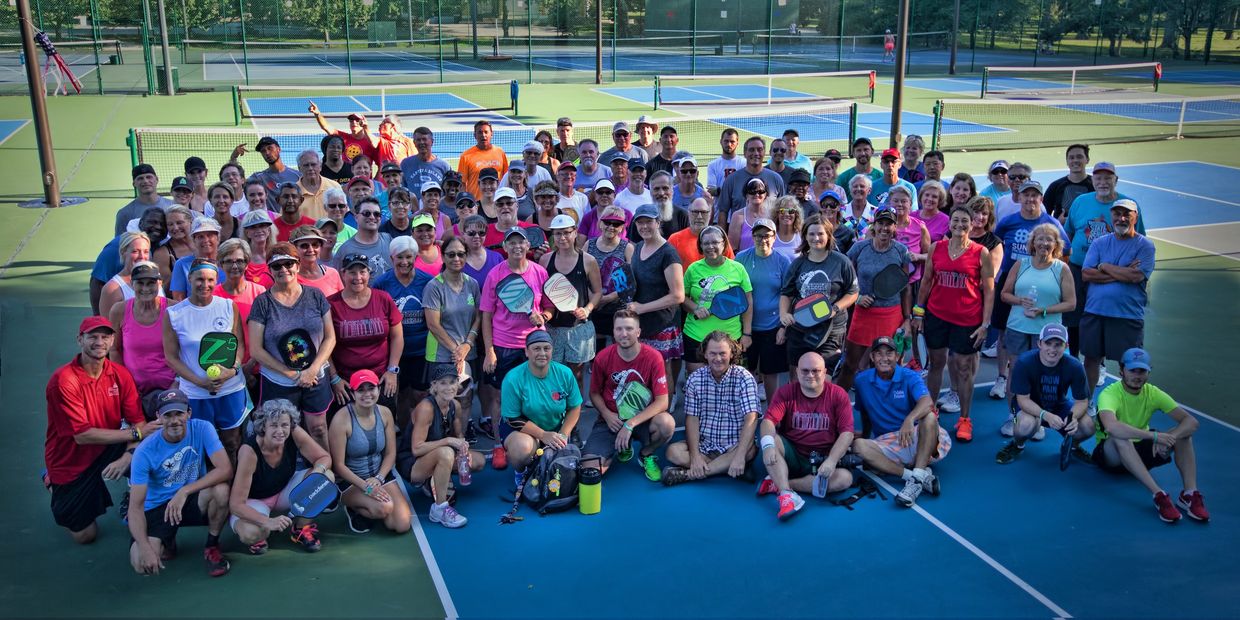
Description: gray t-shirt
xmin=114 ymin=196 xmax=174 ymax=236
xmin=333 ymin=233 xmax=393 ymax=277
xmin=716 ymin=168 xmax=786 ymax=222
xmin=599 ymin=145 xmax=649 ymax=166
xmin=847 ymin=239 xmax=911 ymax=308
xmin=422 ymin=273 xmax=482 ymax=363
xmin=399 ymin=155 xmax=451 ymax=194
xmin=248 ymin=167 xmax=302 ymax=212
xmin=573 ymin=165 xmax=612 ymax=191
xmin=248 ymin=286 xmax=331 ymax=386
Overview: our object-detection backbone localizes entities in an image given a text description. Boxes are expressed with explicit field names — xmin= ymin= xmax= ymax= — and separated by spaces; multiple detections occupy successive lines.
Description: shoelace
xmin=294 ymin=524 xmax=319 ymax=542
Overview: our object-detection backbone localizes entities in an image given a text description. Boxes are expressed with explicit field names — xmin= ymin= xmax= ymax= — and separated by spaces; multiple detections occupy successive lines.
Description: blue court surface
xmin=894 ymin=75 xmax=1102 ymax=95
xmin=245 ymin=92 xmax=480 ymax=117
xmin=0 ymin=118 xmax=28 ymax=145
xmin=518 ymin=50 xmax=816 ymax=74
xmin=1055 ymin=99 xmax=1240 ymax=125
xmin=1119 ymin=68 xmax=1240 ymax=85
xmin=407 ymin=380 xmax=1239 ymax=618
xmin=601 ymin=82 xmax=871 ymax=107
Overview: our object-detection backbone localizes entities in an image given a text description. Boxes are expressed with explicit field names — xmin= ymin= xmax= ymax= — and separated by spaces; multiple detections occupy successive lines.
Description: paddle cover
xmin=198 ymin=331 xmax=238 ymax=371
xmin=709 ymin=286 xmax=749 ymax=320
xmin=610 ymin=263 xmax=635 ymax=303
xmin=793 ymin=293 xmax=833 ymax=328
xmin=543 ymin=273 xmax=578 ymax=313
xmin=278 ymin=328 xmax=317 ymax=370
xmin=287 ymin=472 xmax=338 ymax=518
xmin=616 ymin=381 xmax=652 ymax=421
xmin=497 ymin=273 xmax=535 ymax=314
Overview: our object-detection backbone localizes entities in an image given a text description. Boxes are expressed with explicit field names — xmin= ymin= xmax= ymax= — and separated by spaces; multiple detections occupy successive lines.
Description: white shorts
xmin=872 ymin=426 xmax=951 ymax=466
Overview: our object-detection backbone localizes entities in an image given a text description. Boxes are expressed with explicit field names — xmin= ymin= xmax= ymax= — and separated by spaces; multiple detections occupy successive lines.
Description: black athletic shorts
xmin=1092 ymin=437 xmax=1172 ymax=473
xmin=137 ymin=491 xmax=210 ymax=547
xmin=50 ymin=443 xmax=126 ymax=533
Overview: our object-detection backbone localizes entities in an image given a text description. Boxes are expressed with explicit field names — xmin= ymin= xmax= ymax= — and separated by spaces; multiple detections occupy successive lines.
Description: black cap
xmin=455 ymin=191 xmax=476 ymax=206
xmin=789 ymin=169 xmax=811 ymax=185
xmin=132 ymin=163 xmax=156 ymax=179
xmin=871 ymin=336 xmax=897 ymax=351
xmin=256 ymin=136 xmax=280 ymax=150
xmin=628 ymin=158 xmax=646 ymax=171
xmin=170 ymin=176 xmax=193 ymax=192
xmin=852 ymin=137 xmax=873 ymax=148
xmin=380 ymin=162 xmax=401 ymax=174
xmin=822 ymin=148 xmax=843 ymax=162
xmin=183 ymin=156 xmax=207 ymax=174
xmin=479 ymin=167 xmax=499 ymax=181
xmin=443 ymin=170 xmax=463 ymax=184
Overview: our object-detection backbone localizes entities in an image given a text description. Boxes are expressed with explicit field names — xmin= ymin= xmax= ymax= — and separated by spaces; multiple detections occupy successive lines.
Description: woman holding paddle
xmin=163 ymin=258 xmax=248 ymax=462
xmin=248 ymin=243 xmax=338 ymax=451
xmin=328 ymin=370 xmax=412 ymax=535
xmin=230 ymin=398 xmax=333 ymax=554
xmin=424 ymin=236 xmax=482 ymax=431
xmin=778 ymin=215 xmax=859 ymax=372
xmin=540 ymin=213 xmax=602 ymax=399
xmin=682 ymin=225 xmax=753 ymax=376
xmin=912 ymin=206 xmax=996 ymax=443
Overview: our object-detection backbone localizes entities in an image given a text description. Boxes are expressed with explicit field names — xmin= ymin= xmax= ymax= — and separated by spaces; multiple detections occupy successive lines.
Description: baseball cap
xmin=314 ymin=217 xmax=339 ymax=232
xmin=549 ymin=214 xmax=577 ymax=230
xmin=1018 ymin=180 xmax=1044 ymax=194
xmin=442 ymin=170 xmax=463 ymax=184
xmin=290 ymin=227 xmax=327 ymax=245
xmin=504 ymin=226 xmax=532 ymax=242
xmin=427 ymin=363 xmax=459 ymax=384
xmin=556 ymin=117 xmax=573 ymax=127
xmin=1039 ymin=323 xmax=1069 ymax=343
xmin=606 ymin=152 xmax=629 ymax=165
xmin=593 ymin=179 xmax=615 ymax=192
xmin=1092 ymin=161 xmax=1117 ymax=175
xmin=852 ymin=137 xmax=873 ymax=149
xmin=660 ymin=125 xmax=678 ymax=135
xmin=411 ymin=213 xmax=435 ymax=230
xmin=349 ymin=369 xmax=379 ymax=391
xmin=873 ymin=206 xmax=897 ymax=223
xmin=479 ymin=167 xmax=500 ymax=181
xmin=131 ymin=261 xmax=162 ymax=281
xmin=170 ymin=176 xmax=193 ymax=192
xmin=494 ymin=187 xmax=517 ymax=202
xmin=1121 ymin=347 xmax=1152 ymax=371
xmin=789 ymin=169 xmax=811 ymax=185
xmin=255 ymin=136 xmax=280 ymax=150
xmin=524 ymin=329 xmax=552 ymax=347
xmin=871 ymin=336 xmax=897 ymax=351
xmin=155 ymin=389 xmax=190 ymax=416
xmin=132 ymin=163 xmax=156 ymax=179
xmin=636 ymin=115 xmax=656 ymax=128
xmin=508 ymin=160 xmax=525 ymax=171
xmin=78 ymin=316 xmax=115 ymax=335
xmin=1110 ymin=198 xmax=1139 ymax=213
xmin=455 ymin=191 xmax=476 ymax=206
xmin=557 ymin=160 xmax=577 ymax=171
xmin=380 ymin=162 xmax=401 ymax=174
xmin=673 ymin=154 xmax=697 ymax=168
xmin=346 ymin=113 xmax=365 ymax=122
xmin=633 ymin=204 xmax=659 ymax=221
xmin=242 ymin=210 xmax=274 ymax=228
xmin=346 ymin=176 xmax=371 ymax=189
xmin=612 ymin=121 xmax=630 ymax=134
xmin=421 ymin=180 xmax=442 ymax=194
xmin=191 ymin=217 xmax=221 ymax=236
xmin=628 ymin=158 xmax=647 ymax=171
xmin=183 ymin=156 xmax=207 ymax=174
xmin=523 ymin=140 xmax=544 ymax=154
xmin=880 ymin=148 xmax=901 ymax=160
xmin=822 ymin=148 xmax=843 ymax=162
xmin=752 ymin=217 xmax=777 ymax=233
xmin=989 ymin=160 xmax=1009 ymax=173
xmin=818 ymin=188 xmax=845 ymax=204
xmin=340 ymin=253 xmax=370 ymax=270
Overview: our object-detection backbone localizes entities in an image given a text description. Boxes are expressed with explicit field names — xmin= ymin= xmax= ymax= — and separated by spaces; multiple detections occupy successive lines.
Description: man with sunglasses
xmin=765 ymin=138 xmax=795 ymax=186
xmin=980 ymin=160 xmax=1012 ymax=206
xmin=671 ymin=154 xmax=707 ymax=210
xmin=334 ymin=197 xmax=393 ymax=276
xmin=994 ymin=162 xmax=1035 ymax=222
xmin=669 ymin=197 xmax=733 ymax=271
xmin=600 ymin=121 xmax=648 ymax=167
xmin=715 ymin=136 xmax=785 ymax=228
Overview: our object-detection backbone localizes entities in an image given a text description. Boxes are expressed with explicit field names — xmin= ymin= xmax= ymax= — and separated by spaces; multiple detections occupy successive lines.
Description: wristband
xmin=1039 ymin=410 xmax=1047 ymax=425
xmin=760 ymin=435 xmax=776 ymax=451
xmin=623 ymin=422 xmax=633 ymax=432
xmin=330 ymin=374 xmax=342 ymax=385
xmin=911 ymin=305 xmax=926 ymax=317
xmin=1152 ymin=430 xmax=1158 ymax=444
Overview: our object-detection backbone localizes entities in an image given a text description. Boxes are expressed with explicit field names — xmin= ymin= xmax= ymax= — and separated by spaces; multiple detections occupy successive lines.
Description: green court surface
xmin=1 ymin=70 xmax=1238 ymax=618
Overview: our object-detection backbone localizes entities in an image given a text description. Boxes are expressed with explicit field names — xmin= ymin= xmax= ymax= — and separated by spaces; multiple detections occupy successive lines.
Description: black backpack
xmin=500 ymin=444 xmax=582 ymax=523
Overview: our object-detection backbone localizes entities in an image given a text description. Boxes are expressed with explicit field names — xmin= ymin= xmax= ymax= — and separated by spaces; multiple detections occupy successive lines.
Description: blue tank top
xmin=344 ymin=403 xmax=386 ymax=479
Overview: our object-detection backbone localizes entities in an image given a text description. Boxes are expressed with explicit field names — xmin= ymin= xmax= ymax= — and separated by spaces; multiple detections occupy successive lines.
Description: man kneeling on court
xmin=584 ymin=310 xmax=675 ymax=481
xmin=995 ymin=324 xmax=1094 ymax=465
xmin=661 ymin=331 xmax=760 ymax=486
xmin=128 ymin=389 xmax=233 ymax=577
xmin=1093 ymin=348 xmax=1210 ymax=523
xmin=757 ymin=352 xmax=855 ymax=520
xmin=851 ymin=336 xmax=946 ymax=508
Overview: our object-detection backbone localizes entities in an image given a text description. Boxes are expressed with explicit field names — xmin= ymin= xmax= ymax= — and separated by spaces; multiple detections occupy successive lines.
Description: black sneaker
xmin=465 ymin=421 xmax=479 ymax=445
xmin=204 ymin=545 xmax=231 ymax=577
xmin=322 ymin=494 xmax=340 ymax=514
xmin=477 ymin=417 xmax=495 ymax=438
xmin=995 ymin=441 xmax=1024 ymax=465
xmin=345 ymin=506 xmax=373 ymax=534
xmin=1071 ymin=446 xmax=1093 ymax=465
xmin=838 ymin=453 xmax=864 ymax=469
xmin=661 ymin=466 xmax=690 ymax=487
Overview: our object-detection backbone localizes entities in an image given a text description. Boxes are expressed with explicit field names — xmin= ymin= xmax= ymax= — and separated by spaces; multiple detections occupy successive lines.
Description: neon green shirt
xmin=1095 ymin=381 xmax=1177 ymax=443
xmin=682 ymin=258 xmax=753 ymax=342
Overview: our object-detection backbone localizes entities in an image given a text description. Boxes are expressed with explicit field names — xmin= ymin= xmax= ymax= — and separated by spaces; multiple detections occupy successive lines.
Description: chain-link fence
xmin=1 ymin=0 xmax=1236 ymax=94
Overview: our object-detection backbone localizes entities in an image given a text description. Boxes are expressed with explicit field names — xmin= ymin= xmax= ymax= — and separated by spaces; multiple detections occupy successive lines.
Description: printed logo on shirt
xmin=213 ymin=315 xmax=231 ymax=331
xmin=393 ymin=293 xmax=425 ymax=327
xmin=791 ymin=410 xmax=831 ymax=432
xmin=796 ymin=269 xmax=832 ymax=298
xmin=935 ymin=269 xmax=970 ymax=289
xmin=339 ymin=317 xmax=387 ymax=339
xmin=108 ymin=382 xmax=120 ymax=397
xmin=159 ymin=446 xmax=203 ymax=488
xmin=1084 ymin=216 xmax=1111 ymax=244
xmin=551 ymin=391 xmax=563 ymax=401
xmin=697 ymin=274 xmax=727 ymax=305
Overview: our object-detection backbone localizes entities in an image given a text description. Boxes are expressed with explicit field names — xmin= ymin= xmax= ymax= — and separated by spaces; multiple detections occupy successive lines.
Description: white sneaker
xmin=980 ymin=343 xmax=998 ymax=358
xmin=1097 ymin=369 xmax=1107 ymax=387
xmin=1088 ymin=401 xmax=1097 ymax=418
xmin=896 ymin=478 xmax=923 ymax=507
xmin=1032 ymin=425 xmax=1046 ymax=441
xmin=915 ymin=468 xmax=940 ymax=496
xmin=429 ymin=502 xmax=468 ymax=529
xmin=937 ymin=390 xmax=961 ymax=413
xmin=1000 ymin=419 xmax=1014 ymax=437
xmin=989 ymin=376 xmax=1007 ymax=399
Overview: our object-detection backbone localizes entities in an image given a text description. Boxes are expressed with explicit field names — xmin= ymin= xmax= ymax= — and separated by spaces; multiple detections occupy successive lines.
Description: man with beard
xmin=91 ymin=207 xmax=167 ymax=314
xmin=706 ymin=129 xmax=741 ymax=196
xmin=272 ymin=182 xmax=317 ymax=242
xmin=600 ymin=121 xmax=648 ymax=166
xmin=715 ymin=136 xmax=785 ymax=227
xmin=628 ymin=171 xmax=688 ymax=240
xmin=836 ymin=137 xmax=880 ymax=192
xmin=115 ymin=164 xmax=175 ymax=236
xmin=572 ymin=139 xmax=610 ymax=192
xmin=234 ymin=137 xmax=300 ymax=212
xmin=458 ymin=120 xmax=508 ymax=197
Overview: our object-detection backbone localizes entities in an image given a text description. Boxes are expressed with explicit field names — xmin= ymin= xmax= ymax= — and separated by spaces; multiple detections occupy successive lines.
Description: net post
xmin=88 ymin=0 xmax=104 ymax=94
xmin=930 ymin=100 xmax=942 ymax=151
xmin=344 ymin=0 xmax=353 ymax=86
xmin=1070 ymin=69 xmax=1076 ymax=95
xmin=232 ymin=86 xmax=241 ymax=126
xmin=1176 ymin=99 xmax=1187 ymax=139
xmin=848 ymin=102 xmax=858 ymax=146
xmin=980 ymin=68 xmax=987 ymax=98
xmin=237 ymin=0 xmax=250 ymax=86
xmin=653 ymin=76 xmax=660 ymax=110
xmin=127 ymin=128 xmax=139 ymax=170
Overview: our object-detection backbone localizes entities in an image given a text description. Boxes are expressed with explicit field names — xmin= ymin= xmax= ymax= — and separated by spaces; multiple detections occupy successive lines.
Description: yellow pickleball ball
xmin=206 ymin=364 xmax=223 ymax=380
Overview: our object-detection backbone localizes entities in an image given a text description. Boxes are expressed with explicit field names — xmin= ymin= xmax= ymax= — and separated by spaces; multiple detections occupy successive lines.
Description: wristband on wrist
xmin=330 ymin=374 xmax=342 ymax=385
xmin=1152 ymin=430 xmax=1158 ymax=443
xmin=911 ymin=305 xmax=926 ymax=317
xmin=623 ymin=421 xmax=633 ymax=432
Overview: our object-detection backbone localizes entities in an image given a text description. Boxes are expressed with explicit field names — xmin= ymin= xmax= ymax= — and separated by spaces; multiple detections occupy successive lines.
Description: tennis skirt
xmin=846 ymin=304 xmax=904 ymax=347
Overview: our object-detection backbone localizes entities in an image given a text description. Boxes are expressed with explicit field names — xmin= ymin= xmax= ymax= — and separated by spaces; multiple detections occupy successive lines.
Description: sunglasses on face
xmin=595 ymin=189 xmax=614 ymax=195
xmin=747 ymin=190 xmax=767 ymax=196
xmin=680 ymin=169 xmax=697 ymax=175
xmin=464 ymin=230 xmax=486 ymax=237
xmin=602 ymin=219 xmax=625 ymax=227
xmin=444 ymin=251 xmax=466 ymax=258
xmin=771 ymin=148 xmax=787 ymax=153
xmin=358 ymin=211 xmax=382 ymax=218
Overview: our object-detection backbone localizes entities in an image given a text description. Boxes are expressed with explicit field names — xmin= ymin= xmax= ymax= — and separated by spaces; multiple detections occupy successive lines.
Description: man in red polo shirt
xmin=45 ymin=316 xmax=159 ymax=543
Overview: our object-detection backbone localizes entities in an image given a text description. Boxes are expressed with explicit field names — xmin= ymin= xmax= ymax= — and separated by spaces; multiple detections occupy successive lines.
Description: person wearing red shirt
xmin=273 ymin=182 xmax=316 ymax=242
xmin=309 ymin=104 xmax=379 ymax=165
xmin=45 ymin=316 xmax=159 ymax=544
xmin=757 ymin=352 xmax=855 ymax=520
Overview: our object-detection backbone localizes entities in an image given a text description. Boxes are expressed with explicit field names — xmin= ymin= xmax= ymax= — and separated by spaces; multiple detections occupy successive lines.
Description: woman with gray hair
xmin=99 ymin=231 xmax=162 ymax=316
xmin=846 ymin=174 xmax=876 ymax=238
xmin=321 ymin=187 xmax=357 ymax=248
xmin=229 ymin=398 xmax=333 ymax=554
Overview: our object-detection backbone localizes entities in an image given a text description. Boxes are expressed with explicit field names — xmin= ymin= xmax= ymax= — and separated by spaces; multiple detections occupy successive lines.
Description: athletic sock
xmin=1183 ymin=488 xmax=1196 ymax=495
xmin=913 ymin=468 xmax=929 ymax=482
xmin=205 ymin=533 xmax=220 ymax=548
xmin=901 ymin=468 xmax=914 ymax=481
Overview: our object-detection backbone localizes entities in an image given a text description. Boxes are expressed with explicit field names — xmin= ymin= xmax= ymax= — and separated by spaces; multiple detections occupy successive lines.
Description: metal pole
xmin=764 ymin=0 xmax=772 ymax=75
xmin=407 ymin=0 xmax=413 ymax=43
xmin=436 ymin=0 xmax=443 ymax=82
xmin=89 ymin=0 xmax=105 ymax=94
xmin=969 ymin=0 xmax=979 ymax=72
xmin=1033 ymin=0 xmax=1045 ymax=66
xmin=470 ymin=0 xmax=479 ymax=60
xmin=836 ymin=0 xmax=844 ymax=71
xmin=594 ymin=0 xmax=602 ymax=84
xmin=1093 ymin=0 xmax=1103 ymax=64
xmin=180 ymin=0 xmax=189 ymax=45
xmin=276 ymin=0 xmax=282 ymax=40
xmin=948 ymin=0 xmax=960 ymax=73
xmin=526 ymin=0 xmax=531 ymax=83
xmin=610 ymin=0 xmax=617 ymax=82
xmin=157 ymin=0 xmax=175 ymax=95
xmin=16 ymin=0 xmax=59 ymax=207
xmin=141 ymin=0 xmax=156 ymax=94
xmin=238 ymin=0 xmax=250 ymax=85
xmin=690 ymin=0 xmax=697 ymax=75
xmin=1142 ymin=1 xmax=1154 ymax=58
xmin=344 ymin=0 xmax=353 ymax=85
xmin=889 ymin=0 xmax=911 ymax=148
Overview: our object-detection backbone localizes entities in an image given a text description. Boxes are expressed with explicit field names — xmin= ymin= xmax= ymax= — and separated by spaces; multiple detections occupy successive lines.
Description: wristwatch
xmin=387 ymin=365 xmax=400 ymax=375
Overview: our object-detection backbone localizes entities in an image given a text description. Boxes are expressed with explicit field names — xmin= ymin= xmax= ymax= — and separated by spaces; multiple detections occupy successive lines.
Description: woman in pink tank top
xmin=108 ymin=262 xmax=176 ymax=397
xmin=912 ymin=205 xmax=995 ymax=443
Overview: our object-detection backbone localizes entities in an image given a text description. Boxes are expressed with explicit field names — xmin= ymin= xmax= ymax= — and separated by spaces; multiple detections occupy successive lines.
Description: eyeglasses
xmin=464 ymin=230 xmax=486 ymax=237
xmin=444 ymin=251 xmax=466 ymax=259
xmin=327 ymin=203 xmax=348 ymax=209
xmin=553 ymin=230 xmax=576 ymax=237
xmin=496 ymin=199 xmax=516 ymax=206
xmin=358 ymin=210 xmax=382 ymax=218
xmin=689 ymin=210 xmax=711 ymax=216
xmin=747 ymin=190 xmax=767 ymax=196
xmin=296 ymin=241 xmax=322 ymax=249
xmin=220 ymin=258 xmax=247 ymax=267
xmin=752 ymin=233 xmax=774 ymax=241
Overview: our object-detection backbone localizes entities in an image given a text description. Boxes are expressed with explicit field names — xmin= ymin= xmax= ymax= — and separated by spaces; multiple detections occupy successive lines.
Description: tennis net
xmin=233 ymin=80 xmax=517 ymax=122
xmin=654 ymin=70 xmax=875 ymax=109
xmin=931 ymin=94 xmax=1240 ymax=151
xmin=750 ymin=31 xmax=951 ymax=58
xmin=0 ymin=39 xmax=124 ymax=66
xmin=180 ymin=38 xmax=461 ymax=66
xmin=981 ymin=62 xmax=1161 ymax=98
xmin=494 ymin=34 xmax=726 ymax=58
xmin=132 ymin=101 xmax=858 ymax=179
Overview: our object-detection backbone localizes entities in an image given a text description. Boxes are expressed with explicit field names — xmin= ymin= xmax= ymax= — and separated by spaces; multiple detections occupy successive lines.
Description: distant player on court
xmin=883 ymin=29 xmax=896 ymax=62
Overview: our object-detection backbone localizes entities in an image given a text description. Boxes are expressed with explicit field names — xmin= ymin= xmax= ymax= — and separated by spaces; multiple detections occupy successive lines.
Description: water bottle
xmin=578 ymin=457 xmax=602 ymax=515
xmin=809 ymin=451 xmax=828 ymax=498
xmin=456 ymin=450 xmax=472 ymax=486
xmin=1027 ymin=284 xmax=1039 ymax=305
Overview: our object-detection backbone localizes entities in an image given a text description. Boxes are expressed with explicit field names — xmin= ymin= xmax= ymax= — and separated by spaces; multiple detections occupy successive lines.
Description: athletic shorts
xmin=550 ymin=321 xmax=597 ymax=364
xmin=871 ymin=425 xmax=951 ymax=466
xmin=922 ymin=309 xmax=982 ymax=356
xmin=399 ymin=355 xmax=430 ymax=392
xmin=846 ymin=304 xmax=904 ymax=347
xmin=683 ymin=334 xmax=706 ymax=365
xmin=786 ymin=321 xmax=847 ymax=369
xmin=483 ymin=345 xmax=526 ymax=389
xmin=1092 ymin=437 xmax=1172 ymax=473
xmin=1080 ymin=313 xmax=1143 ymax=363
xmin=591 ymin=310 xmax=617 ymax=345
xmin=258 ymin=376 xmax=333 ymax=417
xmin=189 ymin=388 xmax=250 ymax=430
xmin=138 ymin=491 xmax=210 ymax=547
xmin=1003 ymin=329 xmax=1039 ymax=357
xmin=49 ymin=443 xmax=125 ymax=533
xmin=779 ymin=436 xmax=818 ymax=479
xmin=641 ymin=325 xmax=684 ymax=361
xmin=228 ymin=468 xmax=308 ymax=531
xmin=583 ymin=416 xmax=657 ymax=461
xmin=744 ymin=328 xmax=789 ymax=375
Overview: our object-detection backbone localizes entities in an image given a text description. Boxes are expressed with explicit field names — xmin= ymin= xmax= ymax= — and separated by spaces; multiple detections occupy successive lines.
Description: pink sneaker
xmin=1154 ymin=491 xmax=1183 ymax=523
xmin=755 ymin=476 xmax=778 ymax=496
xmin=776 ymin=491 xmax=804 ymax=520
xmin=1177 ymin=490 xmax=1210 ymax=522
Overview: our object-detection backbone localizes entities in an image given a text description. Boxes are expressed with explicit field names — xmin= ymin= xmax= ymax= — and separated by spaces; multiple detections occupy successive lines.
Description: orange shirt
xmin=457 ymin=146 xmax=508 ymax=197
xmin=668 ymin=228 xmax=734 ymax=272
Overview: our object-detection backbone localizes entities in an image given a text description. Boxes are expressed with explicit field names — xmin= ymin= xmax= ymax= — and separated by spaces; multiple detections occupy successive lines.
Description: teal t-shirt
xmin=1065 ymin=191 xmax=1146 ymax=266
xmin=683 ymin=258 xmax=753 ymax=342
xmin=500 ymin=361 xmax=583 ymax=432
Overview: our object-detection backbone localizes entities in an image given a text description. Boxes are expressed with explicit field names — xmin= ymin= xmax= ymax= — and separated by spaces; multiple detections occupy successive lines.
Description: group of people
xmin=49 ymin=113 xmax=1211 ymax=577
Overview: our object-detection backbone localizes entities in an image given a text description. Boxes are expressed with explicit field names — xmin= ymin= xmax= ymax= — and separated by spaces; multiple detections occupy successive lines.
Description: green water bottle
xmin=578 ymin=457 xmax=602 ymax=515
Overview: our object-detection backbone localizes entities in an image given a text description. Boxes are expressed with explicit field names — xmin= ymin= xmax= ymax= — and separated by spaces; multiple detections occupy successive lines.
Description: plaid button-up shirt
xmin=684 ymin=364 xmax=761 ymax=454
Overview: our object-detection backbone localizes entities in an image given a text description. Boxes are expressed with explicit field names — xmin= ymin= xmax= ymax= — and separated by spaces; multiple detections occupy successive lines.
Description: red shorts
xmin=847 ymin=304 xmax=904 ymax=347
xmin=884 ymin=42 xmax=895 ymax=52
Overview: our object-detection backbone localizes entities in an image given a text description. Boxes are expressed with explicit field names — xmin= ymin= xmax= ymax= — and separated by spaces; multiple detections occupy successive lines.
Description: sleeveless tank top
xmin=246 ymin=435 xmax=298 ymax=499
xmin=927 ymin=239 xmax=985 ymax=327
xmin=737 ymin=210 xmax=757 ymax=252
xmin=1006 ymin=257 xmax=1066 ymax=335
xmin=396 ymin=397 xmax=456 ymax=469
xmin=772 ymin=231 xmax=801 ymax=262
xmin=345 ymin=403 xmax=386 ymax=479
xmin=587 ymin=237 xmax=629 ymax=314
xmin=166 ymin=295 xmax=246 ymax=399
xmin=122 ymin=298 xmax=176 ymax=394
xmin=548 ymin=250 xmax=589 ymax=328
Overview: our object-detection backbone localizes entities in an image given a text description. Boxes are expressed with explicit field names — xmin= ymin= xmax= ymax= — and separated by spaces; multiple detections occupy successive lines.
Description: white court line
xmin=865 ymin=472 xmax=1074 ymax=619
xmin=0 ymin=119 xmax=29 ymax=146
xmin=1120 ymin=179 xmax=1240 ymax=208
xmin=399 ymin=481 xmax=459 ymax=620
xmin=1102 ymin=372 xmax=1240 ymax=434
xmin=1188 ymin=160 xmax=1240 ymax=172
xmin=1147 ymin=234 xmax=1240 ymax=264
xmin=349 ymin=95 xmax=374 ymax=113
xmin=228 ymin=52 xmax=245 ymax=81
